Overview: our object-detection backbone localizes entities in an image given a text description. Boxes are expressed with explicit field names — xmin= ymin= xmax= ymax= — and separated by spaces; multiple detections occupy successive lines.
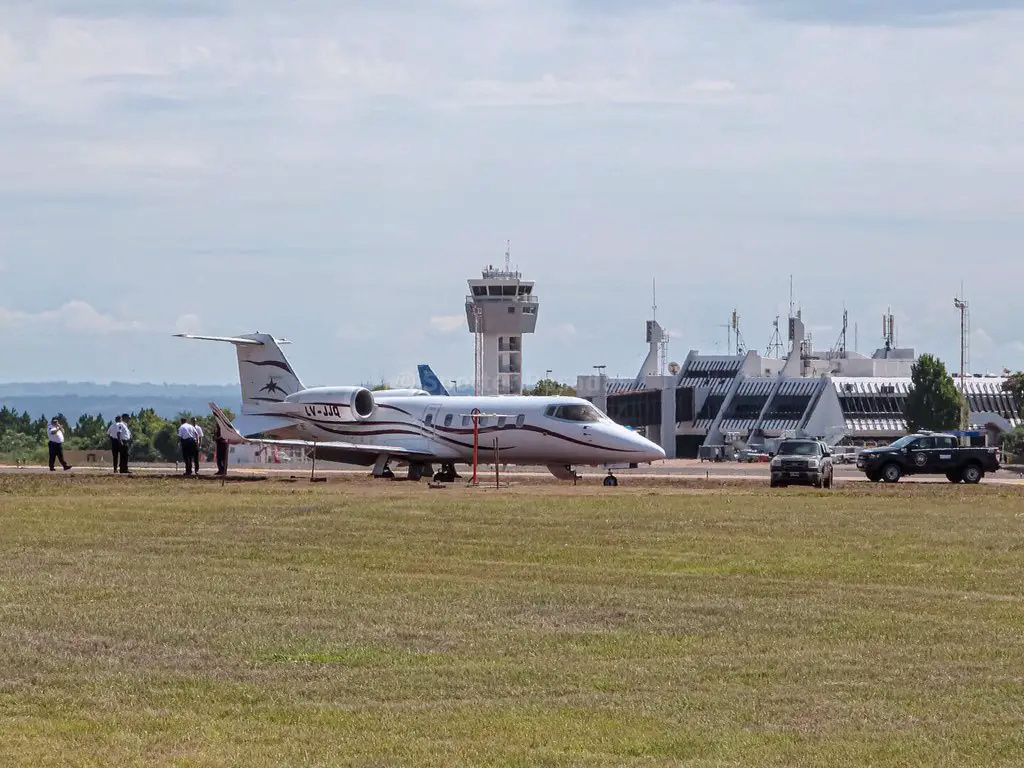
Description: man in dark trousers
xmin=47 ymin=417 xmax=72 ymax=471
xmin=214 ymin=420 xmax=229 ymax=476
xmin=107 ymin=415 xmax=122 ymax=472
xmin=178 ymin=417 xmax=198 ymax=476
xmin=117 ymin=413 xmax=132 ymax=474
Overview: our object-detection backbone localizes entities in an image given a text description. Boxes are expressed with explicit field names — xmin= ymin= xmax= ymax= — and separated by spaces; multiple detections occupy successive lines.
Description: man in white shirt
xmin=47 ymin=417 xmax=72 ymax=471
xmin=107 ymin=415 xmax=122 ymax=472
xmin=116 ymin=414 xmax=132 ymax=474
xmin=191 ymin=418 xmax=205 ymax=474
xmin=178 ymin=418 xmax=198 ymax=476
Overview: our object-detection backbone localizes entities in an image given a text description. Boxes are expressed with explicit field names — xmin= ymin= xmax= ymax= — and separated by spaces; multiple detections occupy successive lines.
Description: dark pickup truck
xmin=856 ymin=433 xmax=1001 ymax=484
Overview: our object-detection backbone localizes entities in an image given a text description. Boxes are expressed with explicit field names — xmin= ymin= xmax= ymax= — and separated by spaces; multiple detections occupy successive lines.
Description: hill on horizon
xmin=0 ymin=382 xmax=241 ymax=422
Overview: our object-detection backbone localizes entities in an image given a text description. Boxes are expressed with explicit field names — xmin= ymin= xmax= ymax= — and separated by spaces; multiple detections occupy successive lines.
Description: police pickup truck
xmin=856 ymin=432 xmax=1001 ymax=484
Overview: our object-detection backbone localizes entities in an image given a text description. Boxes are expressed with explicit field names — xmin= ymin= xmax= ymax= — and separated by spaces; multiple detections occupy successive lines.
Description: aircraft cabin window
xmin=497 ymin=416 xmax=507 ymax=427
xmin=462 ymin=415 xmax=470 ymax=427
xmin=444 ymin=414 xmax=453 ymax=427
xmin=424 ymin=414 xmax=433 ymax=426
xmin=515 ymin=414 xmax=525 ymax=428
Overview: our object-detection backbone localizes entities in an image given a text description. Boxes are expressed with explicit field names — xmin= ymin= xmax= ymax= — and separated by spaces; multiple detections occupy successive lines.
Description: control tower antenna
xmin=954 ymin=289 xmax=970 ymax=430
xmin=788 ymin=275 xmax=794 ymax=318
xmin=766 ymin=315 xmax=785 ymax=358
xmin=504 ymin=239 xmax=511 ymax=273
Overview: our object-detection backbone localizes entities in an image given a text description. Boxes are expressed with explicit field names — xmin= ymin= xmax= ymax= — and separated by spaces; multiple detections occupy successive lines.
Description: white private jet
xmin=177 ymin=332 xmax=664 ymax=484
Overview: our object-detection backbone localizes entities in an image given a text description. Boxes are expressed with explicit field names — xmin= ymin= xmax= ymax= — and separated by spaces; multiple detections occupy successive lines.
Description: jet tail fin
xmin=417 ymin=364 xmax=450 ymax=396
xmin=177 ymin=333 xmax=304 ymax=412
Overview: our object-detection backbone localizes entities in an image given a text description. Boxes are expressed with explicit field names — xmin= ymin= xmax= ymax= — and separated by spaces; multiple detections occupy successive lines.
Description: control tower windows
xmin=472 ymin=286 xmax=487 ymax=296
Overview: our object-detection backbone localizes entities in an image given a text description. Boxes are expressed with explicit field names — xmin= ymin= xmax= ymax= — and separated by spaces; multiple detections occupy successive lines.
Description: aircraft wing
xmin=208 ymin=402 xmax=435 ymax=462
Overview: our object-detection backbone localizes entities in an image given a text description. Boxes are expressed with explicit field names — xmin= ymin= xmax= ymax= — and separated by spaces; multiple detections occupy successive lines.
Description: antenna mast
xmin=766 ymin=315 xmax=785 ymax=358
xmin=882 ymin=308 xmax=896 ymax=355
xmin=731 ymin=309 xmax=746 ymax=355
xmin=954 ymin=291 xmax=970 ymax=430
xmin=830 ymin=307 xmax=848 ymax=359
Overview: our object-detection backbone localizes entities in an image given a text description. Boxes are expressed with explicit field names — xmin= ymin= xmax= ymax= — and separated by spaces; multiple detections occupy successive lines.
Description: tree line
xmin=0 ymin=407 xmax=234 ymax=464
xmin=907 ymin=354 xmax=1024 ymax=460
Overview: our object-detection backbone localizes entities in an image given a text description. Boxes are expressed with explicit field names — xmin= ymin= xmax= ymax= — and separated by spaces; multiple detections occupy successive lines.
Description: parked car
xmin=769 ymin=439 xmax=834 ymax=488
xmin=856 ymin=433 xmax=1000 ymax=484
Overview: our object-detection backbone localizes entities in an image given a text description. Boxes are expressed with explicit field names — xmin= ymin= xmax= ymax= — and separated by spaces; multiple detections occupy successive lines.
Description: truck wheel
xmin=961 ymin=463 xmax=983 ymax=484
xmin=769 ymin=478 xmax=778 ymax=488
xmin=945 ymin=472 xmax=962 ymax=484
xmin=881 ymin=463 xmax=901 ymax=483
xmin=824 ymin=471 xmax=833 ymax=489
xmin=865 ymin=471 xmax=881 ymax=483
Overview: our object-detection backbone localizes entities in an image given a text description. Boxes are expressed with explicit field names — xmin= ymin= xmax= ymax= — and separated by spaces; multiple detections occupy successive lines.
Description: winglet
xmin=209 ymin=402 xmax=248 ymax=445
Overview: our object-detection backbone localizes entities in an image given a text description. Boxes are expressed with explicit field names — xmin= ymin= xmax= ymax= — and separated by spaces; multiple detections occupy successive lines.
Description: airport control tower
xmin=465 ymin=248 xmax=539 ymax=395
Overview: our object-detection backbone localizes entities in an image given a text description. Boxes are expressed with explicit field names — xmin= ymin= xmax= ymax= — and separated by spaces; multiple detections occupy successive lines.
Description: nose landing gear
xmin=603 ymin=471 xmax=618 ymax=487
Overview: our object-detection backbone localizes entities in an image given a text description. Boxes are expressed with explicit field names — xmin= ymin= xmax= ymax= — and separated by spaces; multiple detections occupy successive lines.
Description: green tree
xmin=1002 ymin=372 xmax=1024 ymax=418
xmin=904 ymin=354 xmax=963 ymax=433
xmin=1000 ymin=426 xmax=1024 ymax=463
xmin=525 ymin=378 xmax=576 ymax=397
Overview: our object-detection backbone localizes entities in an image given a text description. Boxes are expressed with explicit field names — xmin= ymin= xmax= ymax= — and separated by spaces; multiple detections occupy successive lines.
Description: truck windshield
xmin=777 ymin=441 xmax=820 ymax=456
xmin=888 ymin=435 xmax=919 ymax=449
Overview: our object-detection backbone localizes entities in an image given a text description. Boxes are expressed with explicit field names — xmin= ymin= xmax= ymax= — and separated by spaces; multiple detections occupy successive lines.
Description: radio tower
xmin=954 ymin=292 xmax=970 ymax=430
xmin=766 ymin=315 xmax=785 ymax=358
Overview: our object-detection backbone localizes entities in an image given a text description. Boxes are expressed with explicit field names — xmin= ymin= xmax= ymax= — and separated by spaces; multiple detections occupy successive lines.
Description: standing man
xmin=47 ymin=417 xmax=72 ymax=471
xmin=117 ymin=413 xmax=132 ymax=474
xmin=178 ymin=418 xmax=197 ymax=476
xmin=191 ymin=417 xmax=205 ymax=475
xmin=107 ymin=415 xmax=122 ymax=472
xmin=214 ymin=420 xmax=228 ymax=476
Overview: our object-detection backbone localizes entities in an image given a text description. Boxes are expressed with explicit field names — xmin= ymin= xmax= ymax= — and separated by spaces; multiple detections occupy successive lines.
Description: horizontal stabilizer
xmin=174 ymin=334 xmax=265 ymax=346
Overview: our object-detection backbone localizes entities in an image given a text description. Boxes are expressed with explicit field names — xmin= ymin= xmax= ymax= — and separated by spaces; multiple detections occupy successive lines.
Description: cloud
xmin=429 ymin=315 xmax=465 ymax=334
xmin=174 ymin=313 xmax=202 ymax=335
xmin=551 ymin=323 xmax=578 ymax=343
xmin=735 ymin=0 xmax=1024 ymax=26
xmin=0 ymin=300 xmax=145 ymax=333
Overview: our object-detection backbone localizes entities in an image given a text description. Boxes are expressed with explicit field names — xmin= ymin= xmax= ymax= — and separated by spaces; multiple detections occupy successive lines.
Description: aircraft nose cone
xmin=623 ymin=429 xmax=665 ymax=462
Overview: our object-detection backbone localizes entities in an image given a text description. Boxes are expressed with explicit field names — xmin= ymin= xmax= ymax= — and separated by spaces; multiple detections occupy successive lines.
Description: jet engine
xmin=284 ymin=386 xmax=377 ymax=421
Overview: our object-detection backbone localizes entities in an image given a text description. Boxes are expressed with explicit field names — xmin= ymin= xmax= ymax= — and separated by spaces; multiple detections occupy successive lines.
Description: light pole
xmin=545 ymin=369 xmax=552 ymax=381
xmin=954 ymin=296 xmax=969 ymax=431
xmin=450 ymin=380 xmax=457 ymax=394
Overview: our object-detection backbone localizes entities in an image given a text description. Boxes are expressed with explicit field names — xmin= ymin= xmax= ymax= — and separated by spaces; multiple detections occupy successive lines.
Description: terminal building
xmin=577 ymin=311 xmax=1021 ymax=458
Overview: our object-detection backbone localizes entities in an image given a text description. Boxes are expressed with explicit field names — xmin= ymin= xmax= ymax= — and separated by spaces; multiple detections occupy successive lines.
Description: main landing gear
xmin=432 ymin=463 xmax=460 ymax=483
xmin=603 ymin=470 xmax=619 ymax=487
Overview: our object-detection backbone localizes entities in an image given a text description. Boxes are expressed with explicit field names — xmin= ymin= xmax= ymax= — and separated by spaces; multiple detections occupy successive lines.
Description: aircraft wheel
xmin=603 ymin=474 xmax=618 ymax=487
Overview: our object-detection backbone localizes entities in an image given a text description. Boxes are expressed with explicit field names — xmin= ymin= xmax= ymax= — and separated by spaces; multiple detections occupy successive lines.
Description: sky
xmin=1 ymin=0 xmax=1023 ymax=387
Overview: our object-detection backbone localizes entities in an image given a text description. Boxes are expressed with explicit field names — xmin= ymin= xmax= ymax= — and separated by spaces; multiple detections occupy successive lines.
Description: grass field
xmin=1 ymin=475 xmax=1022 ymax=766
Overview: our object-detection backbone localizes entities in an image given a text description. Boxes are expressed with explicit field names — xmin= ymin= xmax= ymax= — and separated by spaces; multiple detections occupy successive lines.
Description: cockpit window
xmin=544 ymin=403 xmax=604 ymax=422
